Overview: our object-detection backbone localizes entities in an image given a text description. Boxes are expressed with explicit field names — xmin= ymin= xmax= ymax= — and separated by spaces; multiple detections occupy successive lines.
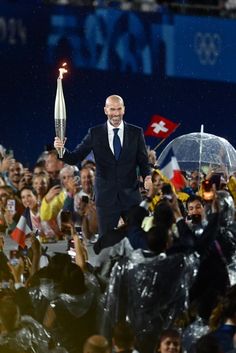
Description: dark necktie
xmin=113 ymin=128 xmax=122 ymax=160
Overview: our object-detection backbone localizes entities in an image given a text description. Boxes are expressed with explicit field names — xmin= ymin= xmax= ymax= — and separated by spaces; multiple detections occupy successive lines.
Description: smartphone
xmin=67 ymin=235 xmax=83 ymax=262
xmin=19 ymin=247 xmax=28 ymax=257
xmin=81 ymin=195 xmax=89 ymax=203
xmin=74 ymin=170 xmax=80 ymax=183
xmin=9 ymin=249 xmax=20 ymax=266
xmin=7 ymin=199 xmax=16 ymax=214
xmin=67 ymin=238 xmax=76 ymax=262
xmin=75 ymin=225 xmax=82 ymax=234
xmin=5 ymin=149 xmax=14 ymax=158
xmin=50 ymin=179 xmax=61 ymax=188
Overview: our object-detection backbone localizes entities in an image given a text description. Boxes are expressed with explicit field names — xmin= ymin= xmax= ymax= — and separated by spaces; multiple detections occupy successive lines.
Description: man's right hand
xmin=54 ymin=137 xmax=66 ymax=152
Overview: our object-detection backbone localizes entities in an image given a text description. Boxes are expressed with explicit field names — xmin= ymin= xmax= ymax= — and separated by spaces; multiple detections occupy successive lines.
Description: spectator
xmin=40 ymin=165 xmax=79 ymax=223
xmin=81 ymin=159 xmax=96 ymax=173
xmin=32 ymin=173 xmax=50 ymax=204
xmin=0 ymin=296 xmax=66 ymax=353
xmin=102 ymin=222 xmax=198 ymax=353
xmin=209 ymin=285 xmax=236 ymax=352
xmin=83 ymin=335 xmax=110 ymax=353
xmin=20 ymin=186 xmax=60 ymax=242
xmin=0 ymin=185 xmax=23 ymax=235
xmin=155 ymin=329 xmax=182 ymax=353
xmin=33 ymin=160 xmax=48 ymax=177
xmin=112 ymin=321 xmax=139 ymax=353
xmin=43 ymin=262 xmax=98 ymax=353
xmin=176 ymin=193 xmax=230 ymax=322
xmin=194 ymin=334 xmax=224 ymax=353
xmin=6 ymin=160 xmax=24 ymax=193
xmin=44 ymin=150 xmax=64 ymax=184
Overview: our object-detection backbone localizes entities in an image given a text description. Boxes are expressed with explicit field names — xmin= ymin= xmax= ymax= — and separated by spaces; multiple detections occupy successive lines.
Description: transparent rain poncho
xmin=102 ymin=249 xmax=199 ymax=353
xmin=182 ymin=316 xmax=209 ymax=353
xmin=0 ymin=315 xmax=67 ymax=353
xmin=227 ymin=254 xmax=236 ymax=286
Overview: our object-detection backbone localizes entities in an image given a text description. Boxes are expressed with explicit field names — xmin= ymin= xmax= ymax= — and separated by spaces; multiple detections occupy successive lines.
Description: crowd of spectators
xmin=1 ymin=143 xmax=236 ymax=353
xmin=41 ymin=0 xmax=236 ymax=17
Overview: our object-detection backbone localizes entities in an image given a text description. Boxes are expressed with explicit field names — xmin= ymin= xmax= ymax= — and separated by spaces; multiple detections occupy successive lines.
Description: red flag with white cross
xmin=144 ymin=115 xmax=180 ymax=139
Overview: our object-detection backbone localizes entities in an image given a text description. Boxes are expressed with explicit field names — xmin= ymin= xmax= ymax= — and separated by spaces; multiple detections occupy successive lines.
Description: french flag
xmin=159 ymin=148 xmax=185 ymax=190
xmin=11 ymin=208 xmax=33 ymax=248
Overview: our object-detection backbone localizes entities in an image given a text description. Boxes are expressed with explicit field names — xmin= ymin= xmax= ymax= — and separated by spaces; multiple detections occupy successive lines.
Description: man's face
xmin=80 ymin=168 xmax=94 ymax=192
xmin=45 ymin=153 xmax=63 ymax=180
xmin=104 ymin=99 xmax=125 ymax=127
xmin=8 ymin=162 xmax=23 ymax=183
xmin=187 ymin=200 xmax=204 ymax=218
xmin=159 ymin=336 xmax=181 ymax=353
xmin=32 ymin=176 xmax=48 ymax=196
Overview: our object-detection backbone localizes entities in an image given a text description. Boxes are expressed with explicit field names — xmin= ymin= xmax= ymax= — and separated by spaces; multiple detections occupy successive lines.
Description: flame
xmin=58 ymin=62 xmax=68 ymax=79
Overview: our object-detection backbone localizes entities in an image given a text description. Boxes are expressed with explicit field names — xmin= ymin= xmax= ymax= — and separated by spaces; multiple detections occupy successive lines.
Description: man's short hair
xmin=112 ymin=321 xmax=135 ymax=350
xmin=83 ymin=335 xmax=110 ymax=353
xmin=186 ymin=194 xmax=204 ymax=209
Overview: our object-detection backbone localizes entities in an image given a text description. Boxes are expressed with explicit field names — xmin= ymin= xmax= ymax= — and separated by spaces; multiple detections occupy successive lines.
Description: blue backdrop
xmin=0 ymin=1 xmax=236 ymax=167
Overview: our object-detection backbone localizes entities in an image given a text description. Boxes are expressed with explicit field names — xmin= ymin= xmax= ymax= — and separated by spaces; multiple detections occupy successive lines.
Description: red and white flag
xmin=145 ymin=115 xmax=179 ymax=139
xmin=11 ymin=208 xmax=33 ymax=248
xmin=160 ymin=148 xmax=185 ymax=190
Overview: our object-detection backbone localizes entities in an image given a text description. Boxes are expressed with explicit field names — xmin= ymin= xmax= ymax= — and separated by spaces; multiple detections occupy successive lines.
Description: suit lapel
xmin=119 ymin=122 xmax=129 ymax=160
xmin=101 ymin=123 xmax=115 ymax=159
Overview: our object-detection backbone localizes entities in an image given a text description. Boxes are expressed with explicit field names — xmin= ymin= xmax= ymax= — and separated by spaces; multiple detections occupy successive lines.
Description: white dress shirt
xmin=107 ymin=120 xmax=124 ymax=155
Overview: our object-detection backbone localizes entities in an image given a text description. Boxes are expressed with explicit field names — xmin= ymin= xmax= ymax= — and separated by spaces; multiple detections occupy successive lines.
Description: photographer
xmin=62 ymin=167 xmax=98 ymax=242
xmin=75 ymin=195 xmax=98 ymax=242
xmin=0 ymin=185 xmax=23 ymax=235
xmin=174 ymin=192 xmax=231 ymax=322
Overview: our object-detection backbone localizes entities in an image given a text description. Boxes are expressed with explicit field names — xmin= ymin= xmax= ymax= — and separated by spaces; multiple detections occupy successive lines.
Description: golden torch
xmin=54 ymin=63 xmax=68 ymax=158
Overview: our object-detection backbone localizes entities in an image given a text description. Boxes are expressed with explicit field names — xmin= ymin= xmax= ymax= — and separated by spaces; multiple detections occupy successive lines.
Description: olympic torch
xmin=54 ymin=63 xmax=68 ymax=158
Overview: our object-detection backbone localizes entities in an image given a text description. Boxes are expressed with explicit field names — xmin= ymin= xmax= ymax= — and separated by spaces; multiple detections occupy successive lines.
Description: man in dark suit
xmin=54 ymin=94 xmax=151 ymax=236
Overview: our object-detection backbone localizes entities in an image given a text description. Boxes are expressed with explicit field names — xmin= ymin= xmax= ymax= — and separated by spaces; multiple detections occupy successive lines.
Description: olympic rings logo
xmin=194 ymin=32 xmax=221 ymax=65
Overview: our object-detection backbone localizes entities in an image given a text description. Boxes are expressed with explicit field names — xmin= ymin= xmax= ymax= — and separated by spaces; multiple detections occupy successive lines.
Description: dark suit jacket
xmin=62 ymin=122 xmax=150 ymax=207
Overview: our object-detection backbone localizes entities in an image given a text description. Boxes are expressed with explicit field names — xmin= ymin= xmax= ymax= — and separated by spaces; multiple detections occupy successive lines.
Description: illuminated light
xmin=58 ymin=62 xmax=68 ymax=79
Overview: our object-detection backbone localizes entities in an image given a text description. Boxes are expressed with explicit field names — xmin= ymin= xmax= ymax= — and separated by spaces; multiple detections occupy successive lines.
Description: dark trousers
xmin=96 ymin=203 xmax=131 ymax=237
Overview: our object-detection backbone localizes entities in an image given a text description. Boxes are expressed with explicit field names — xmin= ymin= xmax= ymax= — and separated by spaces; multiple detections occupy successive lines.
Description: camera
xmin=186 ymin=214 xmax=202 ymax=224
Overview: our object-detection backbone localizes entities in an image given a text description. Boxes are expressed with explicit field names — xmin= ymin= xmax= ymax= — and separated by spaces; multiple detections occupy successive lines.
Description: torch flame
xmin=58 ymin=62 xmax=68 ymax=79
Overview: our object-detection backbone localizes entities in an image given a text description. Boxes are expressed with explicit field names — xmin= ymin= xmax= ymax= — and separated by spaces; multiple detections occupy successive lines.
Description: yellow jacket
xmin=149 ymin=169 xmax=189 ymax=212
xmin=40 ymin=190 xmax=66 ymax=221
xmin=227 ymin=176 xmax=236 ymax=205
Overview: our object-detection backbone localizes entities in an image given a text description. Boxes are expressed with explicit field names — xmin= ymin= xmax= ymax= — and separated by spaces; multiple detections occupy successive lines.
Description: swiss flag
xmin=145 ymin=115 xmax=179 ymax=139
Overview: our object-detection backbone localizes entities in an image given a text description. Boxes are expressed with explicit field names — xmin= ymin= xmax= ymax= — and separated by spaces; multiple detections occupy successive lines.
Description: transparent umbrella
xmin=157 ymin=132 xmax=236 ymax=172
